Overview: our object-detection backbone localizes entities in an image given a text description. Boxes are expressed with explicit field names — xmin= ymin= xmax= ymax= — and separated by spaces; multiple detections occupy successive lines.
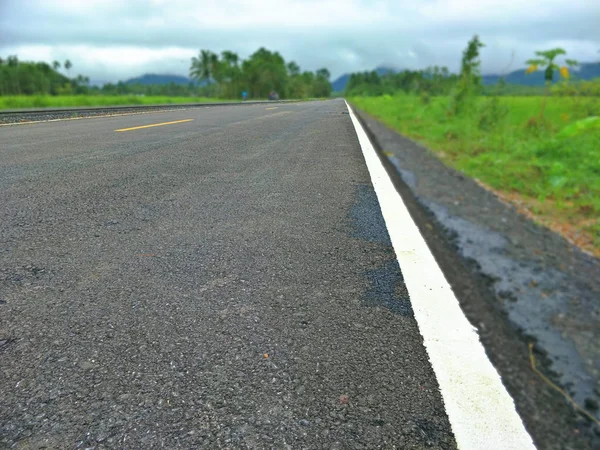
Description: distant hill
xmin=331 ymin=74 xmax=350 ymax=93
xmin=124 ymin=74 xmax=193 ymax=85
xmin=332 ymin=66 xmax=398 ymax=92
xmin=332 ymin=62 xmax=600 ymax=91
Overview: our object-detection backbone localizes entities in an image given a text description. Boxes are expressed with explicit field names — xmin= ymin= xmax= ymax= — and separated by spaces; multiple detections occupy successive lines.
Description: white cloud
xmin=1 ymin=0 xmax=598 ymax=83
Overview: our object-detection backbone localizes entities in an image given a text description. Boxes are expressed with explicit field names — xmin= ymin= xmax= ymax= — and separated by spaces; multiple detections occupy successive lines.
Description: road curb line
xmin=345 ymin=100 xmax=535 ymax=450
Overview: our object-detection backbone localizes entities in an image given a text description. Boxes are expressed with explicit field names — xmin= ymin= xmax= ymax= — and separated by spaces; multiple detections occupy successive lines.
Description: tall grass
xmin=0 ymin=95 xmax=229 ymax=109
xmin=350 ymin=94 xmax=600 ymax=250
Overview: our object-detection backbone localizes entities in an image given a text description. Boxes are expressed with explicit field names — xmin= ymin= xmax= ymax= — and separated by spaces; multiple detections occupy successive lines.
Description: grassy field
xmin=350 ymin=94 xmax=600 ymax=255
xmin=0 ymin=95 xmax=230 ymax=109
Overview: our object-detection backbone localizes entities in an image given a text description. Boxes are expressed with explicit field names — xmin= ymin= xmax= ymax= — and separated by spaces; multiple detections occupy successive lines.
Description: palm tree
xmin=210 ymin=53 xmax=224 ymax=82
xmin=190 ymin=50 xmax=213 ymax=86
xmin=221 ymin=50 xmax=239 ymax=68
xmin=52 ymin=60 xmax=61 ymax=71
xmin=64 ymin=59 xmax=72 ymax=78
xmin=221 ymin=51 xmax=240 ymax=97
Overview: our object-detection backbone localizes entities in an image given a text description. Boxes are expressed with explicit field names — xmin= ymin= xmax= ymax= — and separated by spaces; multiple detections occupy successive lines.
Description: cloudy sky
xmin=1 ymin=0 xmax=598 ymax=84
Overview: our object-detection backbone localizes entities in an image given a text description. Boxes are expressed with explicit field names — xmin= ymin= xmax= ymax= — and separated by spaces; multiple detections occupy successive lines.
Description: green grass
xmin=350 ymin=94 xmax=600 ymax=252
xmin=0 ymin=95 xmax=231 ymax=109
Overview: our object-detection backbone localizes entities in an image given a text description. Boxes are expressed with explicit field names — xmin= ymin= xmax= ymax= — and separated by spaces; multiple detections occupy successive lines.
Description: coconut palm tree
xmin=64 ymin=59 xmax=72 ymax=78
xmin=221 ymin=51 xmax=240 ymax=97
xmin=190 ymin=50 xmax=213 ymax=86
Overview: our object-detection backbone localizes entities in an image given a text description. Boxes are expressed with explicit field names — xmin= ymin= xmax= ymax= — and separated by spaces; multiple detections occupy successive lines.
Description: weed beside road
xmin=351 ymin=94 xmax=600 ymax=254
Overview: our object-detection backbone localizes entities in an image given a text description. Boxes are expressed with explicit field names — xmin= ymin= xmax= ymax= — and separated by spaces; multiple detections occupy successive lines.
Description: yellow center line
xmin=265 ymin=107 xmax=279 ymax=110
xmin=115 ymin=118 xmax=194 ymax=132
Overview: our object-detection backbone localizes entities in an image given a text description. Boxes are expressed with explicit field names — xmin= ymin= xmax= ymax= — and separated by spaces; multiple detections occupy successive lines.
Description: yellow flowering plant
xmin=525 ymin=48 xmax=578 ymax=118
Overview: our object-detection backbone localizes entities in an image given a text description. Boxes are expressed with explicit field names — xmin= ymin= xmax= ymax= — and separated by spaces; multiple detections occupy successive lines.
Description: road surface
xmin=0 ymin=100 xmax=531 ymax=448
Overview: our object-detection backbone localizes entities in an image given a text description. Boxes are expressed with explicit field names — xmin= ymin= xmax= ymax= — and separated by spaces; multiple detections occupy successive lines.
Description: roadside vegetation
xmin=349 ymin=36 xmax=600 ymax=255
xmin=0 ymin=95 xmax=223 ymax=109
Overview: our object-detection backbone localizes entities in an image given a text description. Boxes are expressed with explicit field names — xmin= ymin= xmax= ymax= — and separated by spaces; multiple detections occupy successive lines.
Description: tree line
xmin=0 ymin=56 xmax=82 ymax=95
xmin=189 ymin=47 xmax=332 ymax=99
xmin=345 ymin=66 xmax=459 ymax=97
xmin=0 ymin=48 xmax=333 ymax=99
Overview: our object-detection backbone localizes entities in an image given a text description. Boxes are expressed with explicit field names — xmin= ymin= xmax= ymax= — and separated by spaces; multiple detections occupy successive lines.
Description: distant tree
xmin=52 ymin=60 xmax=61 ymax=71
xmin=287 ymin=61 xmax=300 ymax=77
xmin=221 ymin=50 xmax=239 ymax=70
xmin=316 ymin=68 xmax=330 ymax=80
xmin=314 ymin=68 xmax=332 ymax=97
xmin=190 ymin=50 xmax=214 ymax=88
xmin=209 ymin=53 xmax=222 ymax=83
xmin=241 ymin=47 xmax=288 ymax=98
xmin=64 ymin=59 xmax=72 ymax=77
xmin=448 ymin=34 xmax=485 ymax=115
xmin=460 ymin=35 xmax=485 ymax=85
xmin=220 ymin=50 xmax=241 ymax=97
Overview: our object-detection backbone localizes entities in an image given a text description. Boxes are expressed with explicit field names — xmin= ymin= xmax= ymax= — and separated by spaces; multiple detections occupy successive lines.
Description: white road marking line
xmin=345 ymin=100 xmax=536 ymax=450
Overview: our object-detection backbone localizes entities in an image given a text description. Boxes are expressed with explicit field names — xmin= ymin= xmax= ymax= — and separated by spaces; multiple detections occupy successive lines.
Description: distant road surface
xmin=0 ymin=100 xmax=533 ymax=448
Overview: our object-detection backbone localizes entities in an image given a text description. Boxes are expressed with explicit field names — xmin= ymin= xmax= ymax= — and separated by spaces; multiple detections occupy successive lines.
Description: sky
xmin=1 ymin=0 xmax=599 ymax=84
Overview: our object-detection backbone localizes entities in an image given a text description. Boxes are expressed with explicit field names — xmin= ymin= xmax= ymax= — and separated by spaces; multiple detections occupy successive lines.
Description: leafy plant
xmin=478 ymin=96 xmax=509 ymax=131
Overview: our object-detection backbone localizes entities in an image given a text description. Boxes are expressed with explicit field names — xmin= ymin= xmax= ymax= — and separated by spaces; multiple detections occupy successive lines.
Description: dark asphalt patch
xmin=348 ymin=183 xmax=413 ymax=316
xmin=348 ymin=183 xmax=392 ymax=246
xmin=362 ymin=259 xmax=413 ymax=317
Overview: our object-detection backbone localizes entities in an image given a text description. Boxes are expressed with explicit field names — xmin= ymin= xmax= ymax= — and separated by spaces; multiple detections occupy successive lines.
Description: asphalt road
xmin=0 ymin=100 xmax=458 ymax=448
